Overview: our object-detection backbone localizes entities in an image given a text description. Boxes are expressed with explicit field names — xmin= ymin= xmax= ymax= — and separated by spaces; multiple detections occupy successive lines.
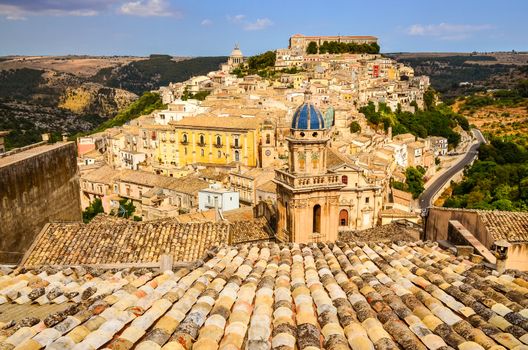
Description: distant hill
xmin=0 ymin=54 xmax=228 ymax=150
xmin=91 ymin=55 xmax=227 ymax=95
xmin=387 ymin=52 xmax=528 ymax=99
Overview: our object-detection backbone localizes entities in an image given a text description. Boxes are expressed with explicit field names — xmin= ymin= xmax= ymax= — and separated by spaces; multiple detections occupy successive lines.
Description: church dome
xmin=291 ymin=102 xmax=325 ymax=130
xmin=230 ymin=44 xmax=243 ymax=57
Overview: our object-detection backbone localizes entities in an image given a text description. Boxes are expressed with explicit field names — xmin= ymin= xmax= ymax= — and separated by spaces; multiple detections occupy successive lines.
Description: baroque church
xmin=274 ymin=91 xmax=384 ymax=243
xmin=274 ymin=91 xmax=344 ymax=243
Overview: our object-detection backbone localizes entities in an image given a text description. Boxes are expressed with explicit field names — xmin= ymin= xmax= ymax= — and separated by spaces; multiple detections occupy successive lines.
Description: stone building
xmin=275 ymin=92 xmax=344 ymax=243
xmin=221 ymin=44 xmax=245 ymax=72
xmin=0 ymin=142 xmax=81 ymax=263
xmin=289 ymin=34 xmax=378 ymax=52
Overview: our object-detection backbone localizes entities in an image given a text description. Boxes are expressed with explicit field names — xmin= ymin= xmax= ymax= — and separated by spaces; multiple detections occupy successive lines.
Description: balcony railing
xmin=214 ymin=143 xmax=223 ymax=148
xmin=180 ymin=140 xmax=189 ymax=145
xmin=275 ymin=170 xmax=343 ymax=189
xmin=231 ymin=143 xmax=242 ymax=149
xmin=197 ymin=142 xmax=207 ymax=147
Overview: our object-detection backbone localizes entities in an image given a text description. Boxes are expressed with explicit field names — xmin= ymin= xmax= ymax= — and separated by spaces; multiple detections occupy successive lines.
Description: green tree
xmin=306 ymin=41 xmax=318 ymax=54
xmin=116 ymin=199 xmax=136 ymax=219
xmin=82 ymin=198 xmax=104 ymax=223
xmin=350 ymin=121 xmax=361 ymax=133
xmin=423 ymin=88 xmax=436 ymax=111
xmin=405 ymin=167 xmax=425 ymax=199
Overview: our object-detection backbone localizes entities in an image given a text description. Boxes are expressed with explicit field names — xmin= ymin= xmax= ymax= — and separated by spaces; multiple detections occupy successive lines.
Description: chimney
xmin=159 ymin=252 xmax=173 ymax=272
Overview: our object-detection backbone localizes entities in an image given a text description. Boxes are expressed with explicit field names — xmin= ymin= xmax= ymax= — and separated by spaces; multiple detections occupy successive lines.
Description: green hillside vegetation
xmin=307 ymin=41 xmax=380 ymax=55
xmin=359 ymin=95 xmax=469 ymax=147
xmin=388 ymin=54 xmax=527 ymax=98
xmin=85 ymin=92 xmax=164 ymax=134
xmin=392 ymin=166 xmax=426 ymax=199
xmin=231 ymin=51 xmax=277 ymax=78
xmin=92 ymin=55 xmax=227 ymax=95
xmin=459 ymin=80 xmax=528 ymax=112
xmin=444 ymin=138 xmax=528 ymax=211
xmin=0 ymin=68 xmax=47 ymax=101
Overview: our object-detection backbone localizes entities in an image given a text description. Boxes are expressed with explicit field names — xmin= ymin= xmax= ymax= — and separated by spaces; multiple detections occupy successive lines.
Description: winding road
xmin=419 ymin=129 xmax=486 ymax=210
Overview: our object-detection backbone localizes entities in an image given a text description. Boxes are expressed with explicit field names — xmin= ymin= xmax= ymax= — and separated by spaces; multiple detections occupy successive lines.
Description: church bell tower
xmin=274 ymin=91 xmax=344 ymax=243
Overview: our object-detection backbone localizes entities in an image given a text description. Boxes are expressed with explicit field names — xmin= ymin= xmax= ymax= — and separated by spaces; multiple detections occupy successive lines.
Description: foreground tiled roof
xmin=1 ymin=241 xmax=528 ymax=350
xmin=478 ymin=211 xmax=528 ymax=243
xmin=23 ymin=217 xmax=274 ymax=267
xmin=23 ymin=221 xmax=229 ymax=266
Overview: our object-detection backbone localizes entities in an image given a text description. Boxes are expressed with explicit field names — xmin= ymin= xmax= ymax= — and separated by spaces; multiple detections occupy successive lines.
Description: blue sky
xmin=0 ymin=0 xmax=526 ymax=56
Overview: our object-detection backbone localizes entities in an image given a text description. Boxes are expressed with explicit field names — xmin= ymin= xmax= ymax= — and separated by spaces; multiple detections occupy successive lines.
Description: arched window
xmin=234 ymin=150 xmax=240 ymax=161
xmin=217 ymin=150 xmax=221 ymax=158
xmin=313 ymin=204 xmax=321 ymax=233
xmin=339 ymin=209 xmax=348 ymax=226
xmin=342 ymin=175 xmax=348 ymax=185
xmin=182 ymin=134 xmax=188 ymax=143
xmin=266 ymin=134 xmax=271 ymax=144
xmin=201 ymin=149 xmax=204 ymax=156
xmin=216 ymin=135 xmax=221 ymax=146
xmin=199 ymin=134 xmax=205 ymax=145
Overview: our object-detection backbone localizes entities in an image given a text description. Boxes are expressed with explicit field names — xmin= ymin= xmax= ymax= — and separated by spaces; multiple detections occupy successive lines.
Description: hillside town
xmin=75 ymin=34 xmax=458 ymax=233
xmin=1 ymin=29 xmax=528 ymax=350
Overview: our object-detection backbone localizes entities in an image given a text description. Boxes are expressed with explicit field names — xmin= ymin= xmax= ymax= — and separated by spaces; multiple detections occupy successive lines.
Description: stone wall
xmin=425 ymin=207 xmax=493 ymax=248
xmin=0 ymin=142 xmax=81 ymax=263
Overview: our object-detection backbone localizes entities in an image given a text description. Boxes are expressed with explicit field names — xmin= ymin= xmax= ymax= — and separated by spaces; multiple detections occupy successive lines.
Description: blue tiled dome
xmin=291 ymin=102 xmax=325 ymax=130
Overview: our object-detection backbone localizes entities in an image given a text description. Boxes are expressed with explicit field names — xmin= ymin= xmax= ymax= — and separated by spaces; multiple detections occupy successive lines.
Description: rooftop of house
xmin=81 ymin=165 xmax=119 ymax=185
xmin=477 ymin=211 xmax=528 ymax=243
xmin=1 ymin=239 xmax=526 ymax=349
xmin=432 ymin=208 xmax=528 ymax=243
xmin=118 ymin=170 xmax=210 ymax=196
xmin=256 ymin=180 xmax=277 ymax=194
xmin=21 ymin=216 xmax=274 ymax=267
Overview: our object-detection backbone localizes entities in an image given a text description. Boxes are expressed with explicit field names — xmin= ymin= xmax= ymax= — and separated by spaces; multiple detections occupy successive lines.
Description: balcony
xmin=231 ymin=143 xmax=242 ymax=149
xmin=197 ymin=142 xmax=207 ymax=147
xmin=275 ymin=170 xmax=344 ymax=190
xmin=213 ymin=143 xmax=223 ymax=148
xmin=180 ymin=140 xmax=189 ymax=145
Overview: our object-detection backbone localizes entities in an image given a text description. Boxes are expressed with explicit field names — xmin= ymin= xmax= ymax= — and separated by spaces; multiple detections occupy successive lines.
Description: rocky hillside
xmin=59 ymin=82 xmax=137 ymax=116
xmin=0 ymin=54 xmax=227 ymax=150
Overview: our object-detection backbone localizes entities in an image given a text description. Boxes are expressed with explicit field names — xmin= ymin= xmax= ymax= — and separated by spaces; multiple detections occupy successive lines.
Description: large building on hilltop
xmin=275 ymin=92 xmax=344 ymax=243
xmin=289 ymin=33 xmax=378 ymax=52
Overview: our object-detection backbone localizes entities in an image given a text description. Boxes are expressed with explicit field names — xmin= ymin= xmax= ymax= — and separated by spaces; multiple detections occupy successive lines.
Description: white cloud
xmin=227 ymin=14 xmax=245 ymax=23
xmin=244 ymin=18 xmax=273 ymax=31
xmin=119 ymin=0 xmax=180 ymax=17
xmin=227 ymin=14 xmax=273 ymax=31
xmin=407 ymin=23 xmax=493 ymax=40
xmin=201 ymin=18 xmax=212 ymax=26
xmin=0 ymin=1 xmax=104 ymax=20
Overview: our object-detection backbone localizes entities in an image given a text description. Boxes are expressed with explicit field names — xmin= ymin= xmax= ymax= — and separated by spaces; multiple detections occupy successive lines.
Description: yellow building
xmin=153 ymin=115 xmax=262 ymax=173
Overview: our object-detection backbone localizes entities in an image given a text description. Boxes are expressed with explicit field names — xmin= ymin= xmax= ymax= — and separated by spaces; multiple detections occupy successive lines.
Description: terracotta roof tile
xmin=1 ymin=241 xmax=527 ymax=349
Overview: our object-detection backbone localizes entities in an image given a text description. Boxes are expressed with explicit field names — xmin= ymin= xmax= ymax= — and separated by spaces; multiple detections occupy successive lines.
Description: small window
xmin=182 ymin=134 xmax=188 ymax=143
xmin=365 ymin=197 xmax=370 ymax=204
xmin=234 ymin=150 xmax=240 ymax=161
xmin=217 ymin=150 xmax=221 ymax=158
xmin=201 ymin=149 xmax=204 ymax=156
xmin=266 ymin=134 xmax=271 ymax=144
xmin=342 ymin=175 xmax=348 ymax=185
xmin=216 ymin=135 xmax=221 ymax=146
xmin=199 ymin=134 xmax=205 ymax=144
